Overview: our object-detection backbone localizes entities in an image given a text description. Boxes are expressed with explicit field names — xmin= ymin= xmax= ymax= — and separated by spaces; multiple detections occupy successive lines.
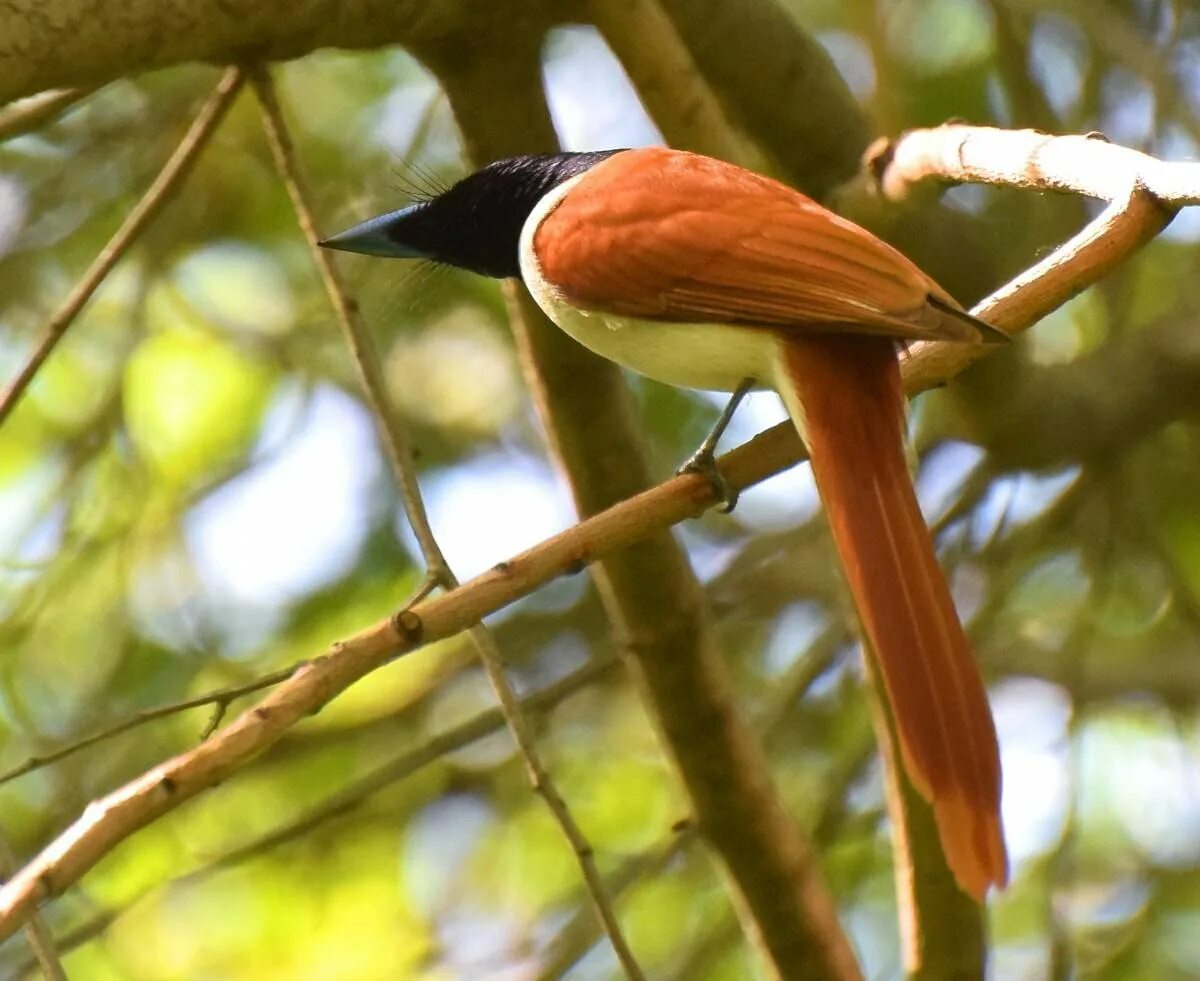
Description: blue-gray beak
xmin=318 ymin=204 xmax=428 ymax=259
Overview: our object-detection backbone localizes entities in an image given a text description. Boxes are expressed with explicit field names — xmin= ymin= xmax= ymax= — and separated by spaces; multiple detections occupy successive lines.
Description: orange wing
xmin=534 ymin=147 xmax=982 ymax=342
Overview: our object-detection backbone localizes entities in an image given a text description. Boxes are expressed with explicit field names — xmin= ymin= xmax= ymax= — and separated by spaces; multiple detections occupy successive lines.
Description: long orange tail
xmin=775 ymin=334 xmax=1007 ymax=900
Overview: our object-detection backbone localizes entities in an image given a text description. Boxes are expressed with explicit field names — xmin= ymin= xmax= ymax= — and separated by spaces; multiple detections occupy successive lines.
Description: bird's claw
xmin=678 ymin=450 xmax=739 ymax=513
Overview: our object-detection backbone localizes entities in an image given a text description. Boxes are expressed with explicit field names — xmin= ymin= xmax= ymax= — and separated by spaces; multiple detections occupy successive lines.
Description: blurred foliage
xmin=1 ymin=0 xmax=1199 ymax=978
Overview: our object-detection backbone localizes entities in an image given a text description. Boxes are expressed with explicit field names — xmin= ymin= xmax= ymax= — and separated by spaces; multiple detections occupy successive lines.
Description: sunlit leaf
xmin=123 ymin=327 xmax=275 ymax=486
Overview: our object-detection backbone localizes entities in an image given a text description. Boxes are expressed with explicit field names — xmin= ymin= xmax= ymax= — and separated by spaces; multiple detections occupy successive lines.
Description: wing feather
xmin=533 ymin=148 xmax=982 ymax=342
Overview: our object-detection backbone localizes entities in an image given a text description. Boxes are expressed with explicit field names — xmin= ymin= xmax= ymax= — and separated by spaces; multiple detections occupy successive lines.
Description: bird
xmin=321 ymin=146 xmax=1009 ymax=900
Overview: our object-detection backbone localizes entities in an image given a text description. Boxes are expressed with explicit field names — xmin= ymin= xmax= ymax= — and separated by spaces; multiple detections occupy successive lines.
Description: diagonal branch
xmin=0 ymin=66 xmax=245 ymax=428
xmin=0 ymin=833 xmax=65 ymax=981
xmin=0 ymin=123 xmax=1185 ymax=953
xmin=0 ymin=665 xmax=300 ymax=787
xmin=248 ymin=67 xmax=447 ymax=585
xmin=1 ymin=655 xmax=619 ymax=978
xmin=537 ymin=625 xmax=847 ymax=978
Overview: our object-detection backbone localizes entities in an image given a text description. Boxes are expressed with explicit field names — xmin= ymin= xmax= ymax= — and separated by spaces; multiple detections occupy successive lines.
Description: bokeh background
xmin=2 ymin=0 xmax=1200 ymax=977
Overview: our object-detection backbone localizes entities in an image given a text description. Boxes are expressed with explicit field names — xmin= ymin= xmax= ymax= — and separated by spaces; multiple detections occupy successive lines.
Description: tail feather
xmin=775 ymin=334 xmax=1007 ymax=899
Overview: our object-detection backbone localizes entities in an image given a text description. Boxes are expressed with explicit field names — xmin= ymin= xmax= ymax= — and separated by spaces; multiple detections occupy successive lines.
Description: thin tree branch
xmin=470 ymin=623 xmax=650 ymax=978
xmin=540 ymin=830 xmax=696 ymax=979
xmin=0 ymin=66 xmax=245 ymax=429
xmin=248 ymin=66 xmax=448 ymax=586
xmin=0 ymin=665 xmax=301 ymax=787
xmin=0 ymin=834 xmax=65 ymax=981
xmin=211 ymin=656 xmax=619 ymax=868
xmin=537 ymin=626 xmax=846 ymax=978
xmin=455 ymin=620 xmax=645 ymax=977
xmin=0 ymin=87 xmax=91 ymax=142
xmin=1 ymin=655 xmax=619 ymax=978
xmin=249 ymin=65 xmax=644 ymax=980
xmin=0 ymin=123 xmax=1187 ymax=949
xmin=8 ymin=911 xmax=115 ymax=981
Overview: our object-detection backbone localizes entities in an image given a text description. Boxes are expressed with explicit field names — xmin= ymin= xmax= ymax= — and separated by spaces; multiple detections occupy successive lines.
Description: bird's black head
xmin=320 ymin=150 xmax=624 ymax=279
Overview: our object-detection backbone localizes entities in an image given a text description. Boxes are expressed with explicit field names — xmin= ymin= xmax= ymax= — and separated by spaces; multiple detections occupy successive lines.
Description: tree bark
xmin=0 ymin=0 xmax=578 ymax=104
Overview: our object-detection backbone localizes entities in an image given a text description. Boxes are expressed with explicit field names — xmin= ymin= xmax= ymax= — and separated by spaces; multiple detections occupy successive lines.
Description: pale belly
xmin=527 ymin=293 xmax=778 ymax=393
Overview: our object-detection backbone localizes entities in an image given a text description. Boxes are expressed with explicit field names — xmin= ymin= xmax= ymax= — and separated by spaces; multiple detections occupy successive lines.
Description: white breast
xmin=517 ymin=176 xmax=779 ymax=394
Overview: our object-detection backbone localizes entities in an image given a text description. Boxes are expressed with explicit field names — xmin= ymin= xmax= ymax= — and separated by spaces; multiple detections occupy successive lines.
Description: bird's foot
xmin=675 ymin=377 xmax=755 ymax=513
xmin=678 ymin=448 xmax=739 ymax=513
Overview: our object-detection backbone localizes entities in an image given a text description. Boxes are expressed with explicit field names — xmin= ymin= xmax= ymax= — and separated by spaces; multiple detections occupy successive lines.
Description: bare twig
xmin=0 ymin=833 xmax=65 ymax=981
xmin=0 ymin=666 xmax=301 ymax=787
xmin=214 ymin=655 xmax=618 ymax=867
xmin=1 ymin=655 xmax=618 ymax=978
xmin=0 ymin=87 xmax=92 ymax=142
xmin=539 ymin=830 xmax=697 ymax=980
xmin=471 ymin=621 xmax=653 ymax=977
xmin=0 ymin=124 xmax=1189 ymax=947
xmin=0 ymin=67 xmax=245 ymax=428
xmin=537 ymin=627 xmax=845 ymax=978
xmin=248 ymin=67 xmax=447 ymax=585
xmin=7 ymin=911 xmax=115 ymax=981
xmin=249 ymin=65 xmax=644 ymax=980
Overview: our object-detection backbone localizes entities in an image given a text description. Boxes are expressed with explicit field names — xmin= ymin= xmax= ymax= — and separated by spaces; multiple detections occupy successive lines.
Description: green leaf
xmin=123 ymin=328 xmax=274 ymax=487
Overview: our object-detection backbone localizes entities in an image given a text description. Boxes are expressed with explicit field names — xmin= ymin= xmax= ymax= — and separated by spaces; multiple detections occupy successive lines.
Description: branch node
xmin=199 ymin=702 xmax=228 ymax=741
xmin=1129 ymin=178 xmax=1177 ymax=220
xmin=391 ymin=608 xmax=424 ymax=646
xmin=402 ymin=571 xmax=443 ymax=610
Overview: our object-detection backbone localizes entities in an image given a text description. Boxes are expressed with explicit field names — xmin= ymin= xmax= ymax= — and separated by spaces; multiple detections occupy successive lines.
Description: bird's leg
xmin=677 ymin=377 xmax=755 ymax=513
